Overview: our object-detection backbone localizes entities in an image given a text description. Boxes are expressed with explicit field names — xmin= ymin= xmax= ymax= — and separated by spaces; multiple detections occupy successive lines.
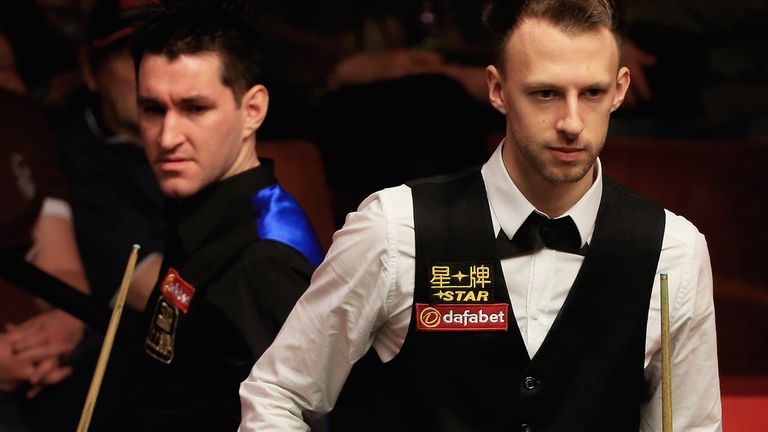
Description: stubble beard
xmin=517 ymin=136 xmax=601 ymax=185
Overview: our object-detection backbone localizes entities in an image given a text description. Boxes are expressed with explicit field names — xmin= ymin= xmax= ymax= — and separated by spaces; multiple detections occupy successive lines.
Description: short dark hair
xmin=131 ymin=0 xmax=263 ymax=101
xmin=482 ymin=0 xmax=626 ymax=70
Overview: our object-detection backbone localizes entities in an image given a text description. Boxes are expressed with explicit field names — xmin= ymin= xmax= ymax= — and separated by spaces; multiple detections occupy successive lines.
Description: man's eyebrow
xmin=523 ymin=81 xmax=612 ymax=91
xmin=137 ymin=95 xmax=215 ymax=105
xmin=137 ymin=95 xmax=162 ymax=106
xmin=524 ymin=82 xmax=560 ymax=90
xmin=178 ymin=96 xmax=214 ymax=105
xmin=582 ymin=81 xmax=611 ymax=89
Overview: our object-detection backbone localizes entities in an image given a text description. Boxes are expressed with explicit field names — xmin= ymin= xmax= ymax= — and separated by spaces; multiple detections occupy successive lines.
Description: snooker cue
xmin=660 ymin=272 xmax=673 ymax=432
xmin=0 ymin=249 xmax=110 ymax=332
xmin=76 ymin=244 xmax=140 ymax=432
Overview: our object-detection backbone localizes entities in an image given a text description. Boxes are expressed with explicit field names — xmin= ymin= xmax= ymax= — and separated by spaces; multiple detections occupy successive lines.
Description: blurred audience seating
xmin=259 ymin=140 xmax=336 ymax=252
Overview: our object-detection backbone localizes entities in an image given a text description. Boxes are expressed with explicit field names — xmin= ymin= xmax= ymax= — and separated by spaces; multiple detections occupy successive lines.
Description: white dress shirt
xmin=239 ymin=144 xmax=722 ymax=431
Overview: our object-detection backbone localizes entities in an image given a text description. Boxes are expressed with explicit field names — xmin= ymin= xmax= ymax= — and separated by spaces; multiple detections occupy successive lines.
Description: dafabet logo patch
xmin=416 ymin=303 xmax=508 ymax=331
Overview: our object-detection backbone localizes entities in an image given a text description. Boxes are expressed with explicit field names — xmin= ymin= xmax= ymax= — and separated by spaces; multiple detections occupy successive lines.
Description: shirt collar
xmin=84 ymin=107 xmax=136 ymax=146
xmin=169 ymin=160 xmax=277 ymax=255
xmin=481 ymin=140 xmax=603 ymax=247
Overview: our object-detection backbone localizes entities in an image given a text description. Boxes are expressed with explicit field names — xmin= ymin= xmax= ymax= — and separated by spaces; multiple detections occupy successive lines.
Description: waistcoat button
xmin=523 ymin=376 xmax=538 ymax=390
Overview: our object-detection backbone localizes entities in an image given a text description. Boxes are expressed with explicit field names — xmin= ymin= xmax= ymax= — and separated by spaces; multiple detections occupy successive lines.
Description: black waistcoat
xmin=331 ymin=169 xmax=665 ymax=432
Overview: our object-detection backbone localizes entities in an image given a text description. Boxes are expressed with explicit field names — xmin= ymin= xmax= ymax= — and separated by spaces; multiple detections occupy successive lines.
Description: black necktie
xmin=496 ymin=212 xmax=588 ymax=258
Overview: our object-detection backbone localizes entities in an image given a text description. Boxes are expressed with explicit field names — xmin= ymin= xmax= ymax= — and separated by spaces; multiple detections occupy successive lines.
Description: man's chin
xmin=160 ymin=181 xmax=197 ymax=201
xmin=541 ymin=163 xmax=594 ymax=185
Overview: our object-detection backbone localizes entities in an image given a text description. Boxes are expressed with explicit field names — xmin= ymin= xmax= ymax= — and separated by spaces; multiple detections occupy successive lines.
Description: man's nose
xmin=555 ymin=97 xmax=584 ymax=140
xmin=159 ymin=112 xmax=183 ymax=150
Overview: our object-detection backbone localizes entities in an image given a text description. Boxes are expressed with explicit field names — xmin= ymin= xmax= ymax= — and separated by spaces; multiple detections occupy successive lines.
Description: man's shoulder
xmin=227 ymin=238 xmax=316 ymax=283
xmin=354 ymin=183 xmax=414 ymax=231
xmin=405 ymin=165 xmax=482 ymax=188
xmin=603 ymin=177 xmax=662 ymax=208
xmin=205 ymin=237 xmax=313 ymax=321
xmin=604 ymin=178 xmax=705 ymax=246
xmin=662 ymin=208 xmax=705 ymax=250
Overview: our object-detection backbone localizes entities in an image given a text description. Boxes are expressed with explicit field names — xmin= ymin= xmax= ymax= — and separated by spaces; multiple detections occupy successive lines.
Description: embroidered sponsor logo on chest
xmin=145 ymin=297 xmax=179 ymax=364
xmin=144 ymin=268 xmax=195 ymax=364
xmin=160 ymin=268 xmax=195 ymax=314
xmin=416 ymin=303 xmax=508 ymax=331
xmin=428 ymin=262 xmax=495 ymax=304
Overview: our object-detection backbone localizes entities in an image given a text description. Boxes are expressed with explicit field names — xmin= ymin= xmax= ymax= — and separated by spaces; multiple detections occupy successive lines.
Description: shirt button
xmin=523 ymin=376 xmax=538 ymax=390
xmin=521 ymin=423 xmax=533 ymax=432
xmin=531 ymin=312 xmax=540 ymax=321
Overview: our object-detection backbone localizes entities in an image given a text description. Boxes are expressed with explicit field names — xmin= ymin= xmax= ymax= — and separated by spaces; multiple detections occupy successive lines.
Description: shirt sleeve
xmin=641 ymin=212 xmax=722 ymax=431
xmin=238 ymin=189 xmax=403 ymax=431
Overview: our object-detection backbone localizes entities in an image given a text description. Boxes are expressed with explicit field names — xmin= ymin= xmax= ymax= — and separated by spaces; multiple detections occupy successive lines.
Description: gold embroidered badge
xmin=428 ymin=262 xmax=494 ymax=303
xmin=145 ymin=297 xmax=178 ymax=364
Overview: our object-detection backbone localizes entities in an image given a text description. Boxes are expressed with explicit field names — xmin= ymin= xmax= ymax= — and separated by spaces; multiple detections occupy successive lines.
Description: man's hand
xmin=5 ymin=309 xmax=84 ymax=397
xmin=329 ymin=48 xmax=445 ymax=88
xmin=442 ymin=63 xmax=488 ymax=102
xmin=0 ymin=333 xmax=35 ymax=392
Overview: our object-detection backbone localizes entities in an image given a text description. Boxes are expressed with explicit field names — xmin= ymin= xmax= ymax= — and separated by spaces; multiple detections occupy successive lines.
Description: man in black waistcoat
xmin=239 ymin=1 xmax=722 ymax=431
xmin=88 ymin=2 xmax=324 ymax=430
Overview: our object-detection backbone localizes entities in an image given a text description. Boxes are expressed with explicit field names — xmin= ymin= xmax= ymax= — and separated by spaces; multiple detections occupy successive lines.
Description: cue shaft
xmin=77 ymin=244 xmax=140 ymax=432
xmin=660 ymin=272 xmax=673 ymax=432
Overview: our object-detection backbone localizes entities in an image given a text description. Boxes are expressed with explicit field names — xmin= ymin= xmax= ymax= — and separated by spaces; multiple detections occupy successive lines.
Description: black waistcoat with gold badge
xmin=331 ymin=168 xmax=665 ymax=432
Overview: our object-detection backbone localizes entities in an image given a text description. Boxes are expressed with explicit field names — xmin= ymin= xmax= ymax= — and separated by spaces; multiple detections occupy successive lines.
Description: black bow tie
xmin=496 ymin=212 xmax=588 ymax=258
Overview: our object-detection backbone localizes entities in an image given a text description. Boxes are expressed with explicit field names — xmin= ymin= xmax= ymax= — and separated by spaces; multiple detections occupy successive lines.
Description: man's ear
xmin=610 ymin=66 xmax=631 ymax=113
xmin=487 ymin=65 xmax=507 ymax=114
xmin=240 ymin=84 xmax=269 ymax=139
xmin=79 ymin=48 xmax=98 ymax=92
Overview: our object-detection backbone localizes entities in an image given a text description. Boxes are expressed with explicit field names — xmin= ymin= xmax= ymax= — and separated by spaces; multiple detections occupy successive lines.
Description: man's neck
xmin=506 ymin=160 xmax=596 ymax=218
xmin=222 ymin=138 xmax=261 ymax=181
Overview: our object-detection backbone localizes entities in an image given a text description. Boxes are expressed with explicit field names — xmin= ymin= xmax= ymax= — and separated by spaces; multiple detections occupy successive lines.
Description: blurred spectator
xmin=0 ymin=33 xmax=26 ymax=95
xmin=54 ymin=0 xmax=165 ymax=312
xmin=612 ymin=0 xmax=768 ymax=138
xmin=0 ymin=1 xmax=85 ymax=109
xmin=0 ymin=30 xmax=89 ymax=432
xmin=8 ymin=2 xmax=165 ymax=429
xmin=257 ymin=0 xmax=500 ymax=225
